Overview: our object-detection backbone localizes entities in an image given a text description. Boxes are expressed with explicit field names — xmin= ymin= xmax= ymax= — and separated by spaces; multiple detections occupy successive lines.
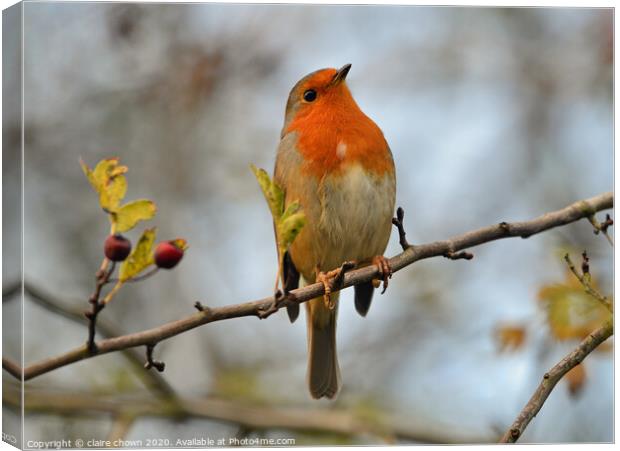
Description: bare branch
xmin=3 ymin=192 xmax=613 ymax=382
xmin=499 ymin=321 xmax=613 ymax=443
xmin=564 ymin=252 xmax=612 ymax=312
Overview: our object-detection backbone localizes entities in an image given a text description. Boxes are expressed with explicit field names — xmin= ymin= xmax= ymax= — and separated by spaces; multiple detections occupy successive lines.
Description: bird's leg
xmin=372 ymin=255 xmax=392 ymax=294
xmin=315 ymin=261 xmax=356 ymax=310
xmin=315 ymin=268 xmax=335 ymax=310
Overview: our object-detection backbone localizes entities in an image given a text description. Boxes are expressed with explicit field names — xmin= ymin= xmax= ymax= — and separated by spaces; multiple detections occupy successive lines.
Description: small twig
xmin=499 ymin=321 xmax=613 ymax=443
xmin=444 ymin=251 xmax=474 ymax=260
xmin=588 ymin=214 xmax=614 ymax=247
xmin=194 ymin=301 xmax=208 ymax=312
xmin=391 ymin=207 xmax=411 ymax=251
xmin=85 ymin=260 xmax=115 ymax=354
xmin=144 ymin=344 xmax=165 ymax=372
xmin=564 ymin=252 xmax=612 ymax=312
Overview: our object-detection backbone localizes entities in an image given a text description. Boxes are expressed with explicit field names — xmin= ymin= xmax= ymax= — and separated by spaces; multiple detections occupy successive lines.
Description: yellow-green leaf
xmin=277 ymin=211 xmax=306 ymax=254
xmin=251 ymin=164 xmax=284 ymax=219
xmin=80 ymin=159 xmax=98 ymax=191
xmin=112 ymin=199 xmax=157 ymax=233
xmin=251 ymin=165 xmax=306 ymax=292
xmin=100 ymin=174 xmax=127 ymax=212
xmin=119 ymin=228 xmax=156 ymax=282
xmin=80 ymin=157 xmax=128 ymax=212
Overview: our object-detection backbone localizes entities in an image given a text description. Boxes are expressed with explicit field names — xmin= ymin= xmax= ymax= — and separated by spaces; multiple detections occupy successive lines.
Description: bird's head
xmin=282 ymin=64 xmax=356 ymax=135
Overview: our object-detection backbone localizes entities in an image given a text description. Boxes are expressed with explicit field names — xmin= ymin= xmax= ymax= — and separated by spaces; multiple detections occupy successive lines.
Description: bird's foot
xmin=372 ymin=255 xmax=392 ymax=294
xmin=316 ymin=270 xmax=336 ymax=310
xmin=316 ymin=261 xmax=356 ymax=310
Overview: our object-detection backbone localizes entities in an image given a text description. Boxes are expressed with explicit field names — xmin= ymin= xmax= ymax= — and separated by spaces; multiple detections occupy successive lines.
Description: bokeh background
xmin=2 ymin=3 xmax=613 ymax=445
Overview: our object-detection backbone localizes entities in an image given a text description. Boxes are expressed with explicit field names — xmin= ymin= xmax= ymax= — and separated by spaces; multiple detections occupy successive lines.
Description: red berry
xmin=154 ymin=241 xmax=184 ymax=269
xmin=104 ymin=234 xmax=131 ymax=262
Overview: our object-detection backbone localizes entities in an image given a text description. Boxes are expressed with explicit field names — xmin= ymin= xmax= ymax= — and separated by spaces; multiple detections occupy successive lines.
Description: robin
xmin=274 ymin=64 xmax=396 ymax=399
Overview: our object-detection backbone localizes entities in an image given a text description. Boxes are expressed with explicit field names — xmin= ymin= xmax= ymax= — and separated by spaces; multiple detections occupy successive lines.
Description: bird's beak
xmin=331 ymin=64 xmax=352 ymax=86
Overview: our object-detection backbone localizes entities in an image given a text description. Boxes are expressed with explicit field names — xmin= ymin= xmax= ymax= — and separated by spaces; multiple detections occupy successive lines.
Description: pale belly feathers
xmin=275 ymin=132 xmax=396 ymax=281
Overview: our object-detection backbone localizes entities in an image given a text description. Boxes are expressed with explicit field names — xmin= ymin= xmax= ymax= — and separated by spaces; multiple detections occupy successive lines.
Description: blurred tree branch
xmin=499 ymin=321 xmax=613 ymax=443
xmin=2 ymin=383 xmax=492 ymax=444
xmin=1 ymin=192 xmax=612 ymax=382
xmin=2 ymin=281 xmax=176 ymax=399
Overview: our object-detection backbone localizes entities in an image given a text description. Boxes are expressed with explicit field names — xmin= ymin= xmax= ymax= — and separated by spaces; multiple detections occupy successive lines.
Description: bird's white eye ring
xmin=303 ymin=89 xmax=317 ymax=102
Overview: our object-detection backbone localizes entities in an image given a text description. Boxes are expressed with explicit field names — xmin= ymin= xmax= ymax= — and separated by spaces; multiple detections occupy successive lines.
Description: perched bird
xmin=274 ymin=64 xmax=396 ymax=399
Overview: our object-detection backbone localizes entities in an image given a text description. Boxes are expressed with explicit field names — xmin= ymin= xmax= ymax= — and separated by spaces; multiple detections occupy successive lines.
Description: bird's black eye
xmin=303 ymin=89 xmax=317 ymax=102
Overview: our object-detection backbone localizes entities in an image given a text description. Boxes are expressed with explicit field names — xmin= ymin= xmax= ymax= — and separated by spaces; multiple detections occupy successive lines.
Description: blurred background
xmin=2 ymin=3 xmax=613 ymax=445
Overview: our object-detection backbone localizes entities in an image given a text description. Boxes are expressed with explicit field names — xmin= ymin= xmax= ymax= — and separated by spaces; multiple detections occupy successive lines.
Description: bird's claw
xmin=372 ymin=255 xmax=392 ymax=294
xmin=316 ymin=261 xmax=356 ymax=310
xmin=316 ymin=270 xmax=335 ymax=310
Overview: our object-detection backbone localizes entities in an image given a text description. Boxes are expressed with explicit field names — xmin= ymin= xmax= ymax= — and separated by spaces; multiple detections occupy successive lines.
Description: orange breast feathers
xmin=285 ymin=74 xmax=393 ymax=179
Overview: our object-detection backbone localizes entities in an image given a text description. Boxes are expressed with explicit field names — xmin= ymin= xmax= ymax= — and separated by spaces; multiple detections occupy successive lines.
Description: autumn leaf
xmin=112 ymin=199 xmax=157 ymax=233
xmin=565 ymin=363 xmax=586 ymax=397
xmin=80 ymin=157 xmax=128 ymax=212
xmin=119 ymin=228 xmax=156 ymax=282
xmin=538 ymin=270 xmax=612 ymax=341
xmin=81 ymin=158 xmax=157 ymax=232
xmin=495 ymin=324 xmax=526 ymax=353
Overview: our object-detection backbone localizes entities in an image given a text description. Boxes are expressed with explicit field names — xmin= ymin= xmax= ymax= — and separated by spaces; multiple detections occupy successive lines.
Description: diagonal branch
xmin=499 ymin=321 xmax=613 ymax=443
xmin=2 ymin=192 xmax=613 ymax=382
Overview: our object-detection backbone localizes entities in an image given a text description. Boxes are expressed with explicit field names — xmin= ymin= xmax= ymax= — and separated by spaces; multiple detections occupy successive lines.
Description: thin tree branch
xmin=86 ymin=259 xmax=115 ymax=353
xmin=499 ymin=321 xmax=613 ymax=443
xmin=587 ymin=213 xmax=614 ymax=247
xmin=2 ymin=384 xmax=493 ymax=444
xmin=3 ymin=192 xmax=613 ymax=382
xmin=564 ymin=252 xmax=612 ymax=312
xmin=2 ymin=280 xmax=176 ymax=398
